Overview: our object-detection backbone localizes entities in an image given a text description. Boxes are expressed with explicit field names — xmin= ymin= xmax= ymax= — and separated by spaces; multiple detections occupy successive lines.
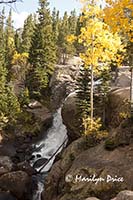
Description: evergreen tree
xmin=76 ymin=65 xmax=91 ymax=119
xmin=57 ymin=11 xmax=76 ymax=64
xmin=68 ymin=9 xmax=77 ymax=35
xmin=5 ymin=9 xmax=15 ymax=74
xmin=0 ymin=12 xmax=20 ymax=128
xmin=21 ymin=14 xmax=35 ymax=53
xmin=0 ymin=8 xmax=5 ymax=64
xmin=52 ymin=7 xmax=60 ymax=43
xmin=14 ymin=29 xmax=22 ymax=53
xmin=28 ymin=0 xmax=56 ymax=98
xmin=75 ymin=13 xmax=86 ymax=54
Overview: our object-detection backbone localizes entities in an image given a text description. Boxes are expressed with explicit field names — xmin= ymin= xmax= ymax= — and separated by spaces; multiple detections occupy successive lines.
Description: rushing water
xmin=31 ymin=107 xmax=68 ymax=200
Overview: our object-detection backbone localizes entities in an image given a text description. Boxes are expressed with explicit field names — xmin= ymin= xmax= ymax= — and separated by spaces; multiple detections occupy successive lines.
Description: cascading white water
xmin=31 ymin=107 xmax=68 ymax=200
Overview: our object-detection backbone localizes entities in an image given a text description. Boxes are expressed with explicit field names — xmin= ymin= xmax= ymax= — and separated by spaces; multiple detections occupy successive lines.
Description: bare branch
xmin=0 ymin=0 xmax=22 ymax=3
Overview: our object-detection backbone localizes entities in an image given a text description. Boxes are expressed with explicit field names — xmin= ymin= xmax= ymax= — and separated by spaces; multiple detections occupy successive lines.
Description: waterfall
xmin=31 ymin=107 xmax=68 ymax=200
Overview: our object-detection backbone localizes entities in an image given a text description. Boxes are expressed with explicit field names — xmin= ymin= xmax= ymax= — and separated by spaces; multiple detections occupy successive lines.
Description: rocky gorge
xmin=0 ymin=58 xmax=133 ymax=200
xmin=42 ymin=63 xmax=133 ymax=200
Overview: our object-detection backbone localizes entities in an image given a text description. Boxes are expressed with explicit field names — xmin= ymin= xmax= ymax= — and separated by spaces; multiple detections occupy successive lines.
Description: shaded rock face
xmin=112 ymin=66 xmax=131 ymax=88
xmin=106 ymin=87 xmax=130 ymax=128
xmin=49 ymin=56 xmax=81 ymax=110
xmin=42 ymin=137 xmax=89 ymax=200
xmin=62 ymin=92 xmax=81 ymax=141
xmin=14 ymin=101 xmax=53 ymax=138
xmin=0 ymin=156 xmax=13 ymax=175
xmin=27 ymin=101 xmax=53 ymax=133
xmin=0 ymin=171 xmax=31 ymax=199
xmin=61 ymin=87 xmax=131 ymax=141
xmin=105 ymin=118 xmax=133 ymax=150
xmin=42 ymin=133 xmax=133 ymax=200
xmin=0 ymin=192 xmax=17 ymax=200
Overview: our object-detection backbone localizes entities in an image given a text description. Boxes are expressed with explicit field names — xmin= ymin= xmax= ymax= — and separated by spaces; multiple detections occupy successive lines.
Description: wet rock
xmin=26 ymin=104 xmax=53 ymax=132
xmin=0 ymin=171 xmax=31 ymax=199
xmin=28 ymin=100 xmax=42 ymax=109
xmin=36 ymin=154 xmax=41 ymax=158
xmin=30 ymin=155 xmax=35 ymax=160
xmin=33 ymin=158 xmax=48 ymax=169
xmin=17 ymin=161 xmax=36 ymax=175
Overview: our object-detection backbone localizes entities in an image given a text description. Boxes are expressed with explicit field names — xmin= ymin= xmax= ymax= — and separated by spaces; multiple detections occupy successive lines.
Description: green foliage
xmin=104 ymin=137 xmax=118 ymax=150
xmin=5 ymin=9 xmax=15 ymax=73
xmin=21 ymin=14 xmax=35 ymax=53
xmin=95 ymin=68 xmax=111 ymax=124
xmin=28 ymin=0 xmax=56 ymax=98
xmin=76 ymin=65 xmax=111 ymax=135
xmin=76 ymin=65 xmax=91 ymax=118
xmin=18 ymin=87 xmax=30 ymax=107
xmin=57 ymin=11 xmax=77 ymax=64
xmin=52 ymin=7 xmax=60 ymax=42
xmin=75 ymin=14 xmax=86 ymax=54
xmin=14 ymin=29 xmax=22 ymax=53
xmin=0 ymin=67 xmax=20 ymax=129
xmin=0 ymin=9 xmax=21 ymax=130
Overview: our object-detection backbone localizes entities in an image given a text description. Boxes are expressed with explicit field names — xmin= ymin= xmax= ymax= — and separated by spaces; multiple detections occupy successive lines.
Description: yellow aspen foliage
xmin=78 ymin=3 xmax=125 ymax=70
xmin=83 ymin=116 xmax=108 ymax=139
xmin=12 ymin=51 xmax=29 ymax=66
xmin=70 ymin=0 xmax=125 ymax=136
xmin=66 ymin=34 xmax=77 ymax=44
xmin=104 ymin=0 xmax=133 ymax=42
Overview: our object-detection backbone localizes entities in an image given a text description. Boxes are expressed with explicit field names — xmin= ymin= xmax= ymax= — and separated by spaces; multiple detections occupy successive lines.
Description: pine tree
xmin=0 ymin=8 xmax=5 ymax=65
xmin=68 ymin=9 xmax=77 ymax=35
xmin=0 ymin=12 xmax=20 ymax=128
xmin=75 ymin=13 xmax=85 ymax=54
xmin=28 ymin=0 xmax=56 ymax=98
xmin=5 ymin=9 xmax=15 ymax=74
xmin=14 ymin=29 xmax=22 ymax=53
xmin=21 ymin=14 xmax=35 ymax=53
xmin=76 ymin=65 xmax=91 ymax=119
xmin=52 ymin=7 xmax=60 ymax=43
xmin=57 ymin=11 xmax=76 ymax=64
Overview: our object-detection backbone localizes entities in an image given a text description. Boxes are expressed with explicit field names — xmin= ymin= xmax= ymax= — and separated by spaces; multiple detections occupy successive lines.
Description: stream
xmin=31 ymin=107 xmax=68 ymax=200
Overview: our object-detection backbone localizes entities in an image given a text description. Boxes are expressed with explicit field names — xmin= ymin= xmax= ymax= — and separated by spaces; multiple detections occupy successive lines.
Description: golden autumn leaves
xmin=67 ymin=0 xmax=132 ymax=136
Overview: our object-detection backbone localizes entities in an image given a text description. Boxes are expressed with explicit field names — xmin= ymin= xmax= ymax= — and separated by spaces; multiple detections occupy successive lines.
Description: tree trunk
xmin=90 ymin=64 xmax=94 ymax=125
xmin=130 ymin=66 xmax=133 ymax=117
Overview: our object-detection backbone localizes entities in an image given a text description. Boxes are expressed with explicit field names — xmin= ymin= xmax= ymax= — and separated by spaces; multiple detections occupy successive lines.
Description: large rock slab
xmin=62 ymin=87 xmax=131 ymax=141
xmin=85 ymin=198 xmax=101 ymax=200
xmin=42 ymin=135 xmax=133 ymax=200
xmin=0 ymin=171 xmax=30 ymax=199
xmin=0 ymin=156 xmax=13 ymax=175
xmin=49 ymin=57 xmax=81 ymax=110
xmin=0 ymin=192 xmax=17 ymax=200
xmin=106 ymin=87 xmax=130 ymax=128
xmin=15 ymin=101 xmax=53 ymax=136
xmin=62 ymin=92 xmax=80 ymax=141
xmin=113 ymin=190 xmax=133 ymax=200
xmin=112 ymin=66 xmax=131 ymax=88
